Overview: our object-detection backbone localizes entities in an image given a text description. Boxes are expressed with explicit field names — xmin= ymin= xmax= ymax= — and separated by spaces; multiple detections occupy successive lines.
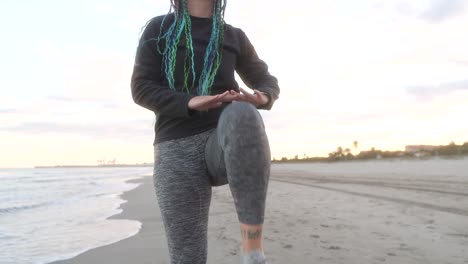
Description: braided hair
xmin=157 ymin=0 xmax=227 ymax=95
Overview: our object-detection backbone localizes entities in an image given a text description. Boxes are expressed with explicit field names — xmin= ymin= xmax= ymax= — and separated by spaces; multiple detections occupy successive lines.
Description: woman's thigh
xmin=153 ymin=132 xmax=213 ymax=263
xmin=205 ymin=128 xmax=229 ymax=186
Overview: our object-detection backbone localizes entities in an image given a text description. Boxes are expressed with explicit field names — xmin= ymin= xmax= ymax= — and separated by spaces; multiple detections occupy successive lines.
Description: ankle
xmin=240 ymin=247 xmax=268 ymax=264
xmin=240 ymin=226 xmax=263 ymax=253
xmin=241 ymin=231 xmax=263 ymax=250
xmin=242 ymin=246 xmax=264 ymax=254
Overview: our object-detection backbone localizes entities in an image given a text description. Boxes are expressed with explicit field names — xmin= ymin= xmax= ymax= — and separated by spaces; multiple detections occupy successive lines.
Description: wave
xmin=0 ymin=202 xmax=50 ymax=214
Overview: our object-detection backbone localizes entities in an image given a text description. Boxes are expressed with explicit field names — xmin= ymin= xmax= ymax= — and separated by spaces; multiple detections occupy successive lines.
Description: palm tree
xmin=344 ymin=148 xmax=351 ymax=155
xmin=337 ymin=146 xmax=343 ymax=154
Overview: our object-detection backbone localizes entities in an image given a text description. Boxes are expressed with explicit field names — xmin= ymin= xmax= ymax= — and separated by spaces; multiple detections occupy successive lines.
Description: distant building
xmin=405 ymin=145 xmax=438 ymax=153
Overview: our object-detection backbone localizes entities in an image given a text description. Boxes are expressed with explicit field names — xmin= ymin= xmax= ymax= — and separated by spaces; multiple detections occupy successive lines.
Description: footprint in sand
xmin=371 ymin=231 xmax=386 ymax=237
xmin=398 ymin=243 xmax=414 ymax=251
xmin=322 ymin=245 xmax=340 ymax=250
xmin=281 ymin=243 xmax=293 ymax=249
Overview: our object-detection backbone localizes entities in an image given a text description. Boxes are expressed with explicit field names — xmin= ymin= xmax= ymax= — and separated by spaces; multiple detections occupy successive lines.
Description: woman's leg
xmin=205 ymin=101 xmax=271 ymax=256
xmin=153 ymin=132 xmax=213 ymax=264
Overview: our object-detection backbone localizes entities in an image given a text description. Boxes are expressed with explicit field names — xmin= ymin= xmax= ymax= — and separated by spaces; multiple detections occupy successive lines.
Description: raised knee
xmin=224 ymin=101 xmax=256 ymax=117
xmin=220 ymin=102 xmax=263 ymax=127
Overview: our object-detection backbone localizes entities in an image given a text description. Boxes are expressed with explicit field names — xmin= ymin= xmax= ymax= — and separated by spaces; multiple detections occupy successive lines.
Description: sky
xmin=1 ymin=0 xmax=468 ymax=168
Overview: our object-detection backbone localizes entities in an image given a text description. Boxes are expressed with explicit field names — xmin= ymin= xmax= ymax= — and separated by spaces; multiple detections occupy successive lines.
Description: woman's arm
xmin=130 ymin=17 xmax=196 ymax=118
xmin=236 ymin=29 xmax=280 ymax=110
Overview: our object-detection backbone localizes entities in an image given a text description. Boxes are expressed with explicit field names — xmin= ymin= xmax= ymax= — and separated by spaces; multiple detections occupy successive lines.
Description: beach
xmin=49 ymin=160 xmax=468 ymax=264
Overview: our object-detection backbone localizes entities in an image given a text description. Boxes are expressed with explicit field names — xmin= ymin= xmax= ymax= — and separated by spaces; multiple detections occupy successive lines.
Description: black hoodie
xmin=131 ymin=14 xmax=280 ymax=144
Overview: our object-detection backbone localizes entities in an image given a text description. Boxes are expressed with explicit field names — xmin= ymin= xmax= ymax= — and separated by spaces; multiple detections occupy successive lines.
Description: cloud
xmin=389 ymin=0 xmax=466 ymax=23
xmin=0 ymin=120 xmax=154 ymax=140
xmin=406 ymin=79 xmax=468 ymax=98
xmin=0 ymin=109 xmax=20 ymax=114
xmin=47 ymin=96 xmax=121 ymax=109
xmin=421 ymin=0 xmax=465 ymax=22
xmin=452 ymin=59 xmax=468 ymax=67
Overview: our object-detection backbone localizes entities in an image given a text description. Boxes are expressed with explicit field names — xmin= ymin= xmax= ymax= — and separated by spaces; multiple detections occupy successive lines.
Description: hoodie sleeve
xmin=130 ymin=17 xmax=196 ymax=117
xmin=236 ymin=29 xmax=280 ymax=110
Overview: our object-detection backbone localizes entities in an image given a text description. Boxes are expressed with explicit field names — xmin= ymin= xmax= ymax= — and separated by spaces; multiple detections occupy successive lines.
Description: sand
xmin=49 ymin=164 xmax=468 ymax=264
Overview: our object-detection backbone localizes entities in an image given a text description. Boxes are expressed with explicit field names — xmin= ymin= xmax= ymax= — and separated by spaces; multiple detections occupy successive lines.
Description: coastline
xmin=47 ymin=175 xmax=170 ymax=264
xmin=34 ymin=164 xmax=153 ymax=169
xmin=47 ymin=164 xmax=468 ymax=264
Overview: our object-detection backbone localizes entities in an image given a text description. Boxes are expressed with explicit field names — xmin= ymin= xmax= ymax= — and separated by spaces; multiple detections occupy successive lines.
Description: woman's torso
xmin=151 ymin=14 xmax=244 ymax=144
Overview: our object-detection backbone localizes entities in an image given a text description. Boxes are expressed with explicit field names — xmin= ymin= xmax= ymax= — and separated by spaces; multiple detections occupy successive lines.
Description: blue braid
xmin=157 ymin=0 xmax=226 ymax=95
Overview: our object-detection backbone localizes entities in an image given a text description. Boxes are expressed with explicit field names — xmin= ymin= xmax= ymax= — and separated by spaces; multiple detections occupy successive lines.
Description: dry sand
xmin=50 ymin=164 xmax=468 ymax=264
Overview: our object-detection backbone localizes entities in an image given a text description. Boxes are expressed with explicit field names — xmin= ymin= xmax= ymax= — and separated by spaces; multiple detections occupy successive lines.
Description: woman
xmin=131 ymin=0 xmax=279 ymax=263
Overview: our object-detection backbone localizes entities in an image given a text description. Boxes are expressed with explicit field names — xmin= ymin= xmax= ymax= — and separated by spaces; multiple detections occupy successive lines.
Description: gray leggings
xmin=153 ymin=102 xmax=271 ymax=264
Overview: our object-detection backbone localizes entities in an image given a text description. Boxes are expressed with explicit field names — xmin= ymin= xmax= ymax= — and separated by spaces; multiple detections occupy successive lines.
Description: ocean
xmin=1 ymin=158 xmax=467 ymax=264
xmin=0 ymin=167 xmax=153 ymax=264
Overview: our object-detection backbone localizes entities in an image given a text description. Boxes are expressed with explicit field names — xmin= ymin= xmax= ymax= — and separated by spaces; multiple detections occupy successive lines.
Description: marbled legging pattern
xmin=153 ymin=102 xmax=271 ymax=264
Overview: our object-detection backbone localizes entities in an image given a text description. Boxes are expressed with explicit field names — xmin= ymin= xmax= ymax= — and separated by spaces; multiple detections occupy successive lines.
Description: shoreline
xmin=34 ymin=165 xmax=153 ymax=169
xmin=31 ymin=155 xmax=468 ymax=169
xmin=47 ymin=175 xmax=170 ymax=264
xmin=47 ymin=165 xmax=468 ymax=264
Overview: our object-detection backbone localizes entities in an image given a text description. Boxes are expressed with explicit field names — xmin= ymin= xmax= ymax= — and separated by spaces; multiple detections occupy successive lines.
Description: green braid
xmin=157 ymin=0 xmax=226 ymax=95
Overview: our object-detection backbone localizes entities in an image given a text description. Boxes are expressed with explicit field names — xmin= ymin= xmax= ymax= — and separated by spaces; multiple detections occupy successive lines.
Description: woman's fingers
xmin=238 ymin=87 xmax=259 ymax=104
xmin=205 ymin=92 xmax=227 ymax=105
xmin=201 ymin=92 xmax=232 ymax=110
xmin=252 ymin=89 xmax=264 ymax=96
xmin=213 ymin=91 xmax=231 ymax=103
xmin=221 ymin=90 xmax=240 ymax=102
xmin=192 ymin=89 xmax=262 ymax=111
xmin=237 ymin=87 xmax=268 ymax=107
xmin=230 ymin=90 xmax=243 ymax=99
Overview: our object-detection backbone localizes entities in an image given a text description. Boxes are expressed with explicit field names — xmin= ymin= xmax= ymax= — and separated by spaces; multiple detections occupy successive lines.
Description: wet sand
xmin=50 ymin=163 xmax=468 ymax=264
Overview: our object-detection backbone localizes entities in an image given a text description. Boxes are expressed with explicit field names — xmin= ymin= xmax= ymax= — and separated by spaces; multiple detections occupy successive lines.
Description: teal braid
xmin=157 ymin=0 xmax=226 ymax=95
xmin=182 ymin=0 xmax=196 ymax=93
xmin=197 ymin=0 xmax=224 ymax=95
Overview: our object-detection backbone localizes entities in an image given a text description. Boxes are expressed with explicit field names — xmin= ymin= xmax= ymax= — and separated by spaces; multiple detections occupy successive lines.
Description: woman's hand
xmin=188 ymin=91 xmax=238 ymax=111
xmin=235 ymin=88 xmax=269 ymax=108
xmin=187 ymin=88 xmax=269 ymax=111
